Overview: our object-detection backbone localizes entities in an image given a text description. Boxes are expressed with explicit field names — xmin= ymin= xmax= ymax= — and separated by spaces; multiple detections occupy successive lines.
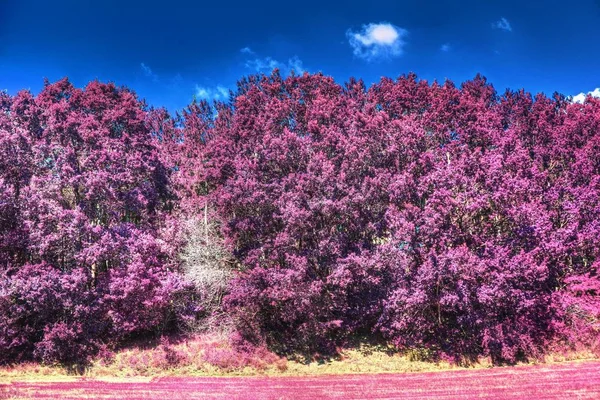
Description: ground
xmin=2 ymin=360 xmax=599 ymax=399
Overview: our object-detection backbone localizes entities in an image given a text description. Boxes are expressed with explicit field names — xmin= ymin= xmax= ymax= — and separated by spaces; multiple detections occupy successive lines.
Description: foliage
xmin=0 ymin=79 xmax=195 ymax=365
xmin=1 ymin=72 xmax=599 ymax=366
xmin=183 ymin=71 xmax=600 ymax=363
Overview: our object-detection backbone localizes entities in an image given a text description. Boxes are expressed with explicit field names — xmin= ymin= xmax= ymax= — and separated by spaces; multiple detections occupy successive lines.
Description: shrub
xmin=0 ymin=264 xmax=105 ymax=364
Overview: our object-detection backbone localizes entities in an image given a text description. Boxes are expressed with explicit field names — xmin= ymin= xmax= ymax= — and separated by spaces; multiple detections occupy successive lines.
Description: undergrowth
xmin=1 ymin=334 xmax=598 ymax=383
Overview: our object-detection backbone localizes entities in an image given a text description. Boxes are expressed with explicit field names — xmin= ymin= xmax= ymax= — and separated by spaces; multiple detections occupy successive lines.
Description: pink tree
xmin=0 ymin=79 xmax=195 ymax=364
xmin=180 ymin=71 xmax=600 ymax=362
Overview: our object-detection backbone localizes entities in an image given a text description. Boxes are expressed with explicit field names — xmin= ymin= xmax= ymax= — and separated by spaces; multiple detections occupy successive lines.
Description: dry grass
xmin=1 ymin=336 xmax=598 ymax=384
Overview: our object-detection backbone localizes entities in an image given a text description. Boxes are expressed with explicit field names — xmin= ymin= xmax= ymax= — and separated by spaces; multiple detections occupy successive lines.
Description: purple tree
xmin=0 ymin=79 xmax=195 ymax=364
xmin=178 ymin=71 xmax=600 ymax=363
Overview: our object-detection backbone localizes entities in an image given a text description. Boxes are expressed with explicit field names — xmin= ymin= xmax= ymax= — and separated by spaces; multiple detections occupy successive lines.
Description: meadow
xmin=3 ymin=360 xmax=600 ymax=399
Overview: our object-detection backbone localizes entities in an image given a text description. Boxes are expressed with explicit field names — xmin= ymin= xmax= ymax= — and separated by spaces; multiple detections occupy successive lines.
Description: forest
xmin=1 ymin=71 xmax=599 ymax=367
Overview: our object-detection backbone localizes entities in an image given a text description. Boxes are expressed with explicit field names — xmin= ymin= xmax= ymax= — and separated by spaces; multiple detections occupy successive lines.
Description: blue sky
xmin=1 ymin=0 xmax=600 ymax=112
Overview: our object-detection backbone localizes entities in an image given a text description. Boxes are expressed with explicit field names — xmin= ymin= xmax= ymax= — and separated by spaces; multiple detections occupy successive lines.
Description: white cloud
xmin=287 ymin=56 xmax=305 ymax=74
xmin=240 ymin=47 xmax=254 ymax=54
xmin=571 ymin=87 xmax=600 ymax=104
xmin=245 ymin=57 xmax=280 ymax=72
xmin=217 ymin=86 xmax=229 ymax=98
xmin=140 ymin=62 xmax=158 ymax=82
xmin=441 ymin=43 xmax=451 ymax=52
xmin=346 ymin=22 xmax=407 ymax=61
xmin=195 ymin=85 xmax=230 ymax=101
xmin=492 ymin=17 xmax=512 ymax=32
xmin=244 ymin=55 xmax=305 ymax=75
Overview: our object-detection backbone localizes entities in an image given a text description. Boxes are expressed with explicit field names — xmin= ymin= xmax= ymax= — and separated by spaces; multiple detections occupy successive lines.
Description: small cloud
xmin=287 ymin=56 xmax=305 ymax=74
xmin=216 ymin=86 xmax=229 ymax=98
xmin=346 ymin=22 xmax=408 ymax=61
xmin=240 ymin=47 xmax=254 ymax=54
xmin=440 ymin=43 xmax=451 ymax=52
xmin=571 ymin=87 xmax=600 ymax=104
xmin=140 ymin=62 xmax=159 ymax=82
xmin=245 ymin=57 xmax=280 ymax=72
xmin=194 ymin=85 xmax=230 ymax=101
xmin=244 ymin=55 xmax=305 ymax=76
xmin=492 ymin=17 xmax=512 ymax=32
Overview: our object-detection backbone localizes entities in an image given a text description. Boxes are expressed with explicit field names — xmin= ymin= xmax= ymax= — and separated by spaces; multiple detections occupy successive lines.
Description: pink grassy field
xmin=2 ymin=361 xmax=600 ymax=399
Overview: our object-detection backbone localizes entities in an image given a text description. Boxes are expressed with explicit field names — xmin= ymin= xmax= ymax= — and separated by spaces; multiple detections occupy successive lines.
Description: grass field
xmin=2 ymin=360 xmax=599 ymax=399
